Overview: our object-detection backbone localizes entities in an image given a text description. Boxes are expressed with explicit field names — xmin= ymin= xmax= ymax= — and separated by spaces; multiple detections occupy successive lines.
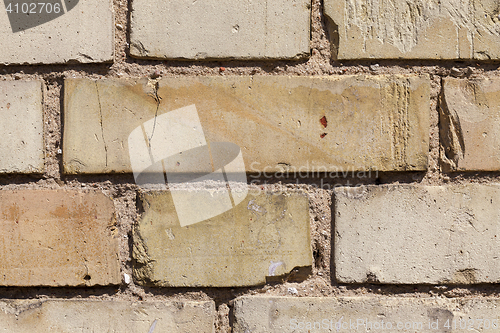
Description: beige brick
xmin=0 ymin=80 xmax=44 ymax=174
xmin=0 ymin=0 xmax=113 ymax=64
xmin=441 ymin=77 xmax=500 ymax=171
xmin=233 ymin=296 xmax=500 ymax=333
xmin=133 ymin=190 xmax=312 ymax=287
xmin=0 ymin=299 xmax=215 ymax=332
xmin=0 ymin=190 xmax=120 ymax=286
xmin=63 ymin=76 xmax=429 ymax=174
xmin=130 ymin=0 xmax=310 ymax=60
xmin=324 ymin=0 xmax=500 ymax=60
xmin=334 ymin=185 xmax=500 ymax=284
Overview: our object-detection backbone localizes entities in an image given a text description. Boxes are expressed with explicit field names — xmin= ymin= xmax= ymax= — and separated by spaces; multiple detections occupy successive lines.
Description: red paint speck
xmin=320 ymin=116 xmax=327 ymax=128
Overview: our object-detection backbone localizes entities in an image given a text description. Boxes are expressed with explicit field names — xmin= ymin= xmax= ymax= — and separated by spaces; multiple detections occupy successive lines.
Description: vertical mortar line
xmin=41 ymin=80 xmax=47 ymax=176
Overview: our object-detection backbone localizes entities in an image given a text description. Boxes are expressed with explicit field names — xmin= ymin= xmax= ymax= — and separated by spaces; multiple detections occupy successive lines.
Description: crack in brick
xmin=94 ymin=81 xmax=108 ymax=168
xmin=147 ymin=80 xmax=162 ymax=147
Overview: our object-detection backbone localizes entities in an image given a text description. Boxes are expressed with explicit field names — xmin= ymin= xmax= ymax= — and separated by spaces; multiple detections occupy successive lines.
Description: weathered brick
xmin=130 ymin=0 xmax=310 ymax=60
xmin=63 ymin=76 xmax=429 ymax=174
xmin=0 ymin=80 xmax=44 ymax=174
xmin=133 ymin=190 xmax=312 ymax=287
xmin=233 ymin=296 xmax=500 ymax=333
xmin=334 ymin=185 xmax=500 ymax=284
xmin=0 ymin=0 xmax=113 ymax=64
xmin=0 ymin=190 xmax=120 ymax=286
xmin=325 ymin=0 xmax=500 ymax=60
xmin=0 ymin=299 xmax=215 ymax=332
xmin=441 ymin=77 xmax=500 ymax=171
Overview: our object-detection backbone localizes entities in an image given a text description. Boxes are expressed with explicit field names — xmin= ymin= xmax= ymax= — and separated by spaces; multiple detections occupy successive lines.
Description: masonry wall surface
xmin=0 ymin=0 xmax=499 ymax=332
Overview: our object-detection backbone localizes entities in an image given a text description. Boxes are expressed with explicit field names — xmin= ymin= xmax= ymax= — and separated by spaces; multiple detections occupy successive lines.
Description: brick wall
xmin=1 ymin=0 xmax=500 ymax=332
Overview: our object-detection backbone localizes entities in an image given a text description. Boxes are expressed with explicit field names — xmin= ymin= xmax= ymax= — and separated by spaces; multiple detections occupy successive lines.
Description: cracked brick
xmin=62 ymin=76 xmax=429 ymax=174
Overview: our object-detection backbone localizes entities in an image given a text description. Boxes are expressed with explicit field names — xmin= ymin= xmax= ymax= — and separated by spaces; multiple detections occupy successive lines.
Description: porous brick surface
xmin=334 ymin=184 xmax=500 ymax=284
xmin=0 ymin=190 xmax=120 ymax=286
xmin=0 ymin=0 xmax=113 ymax=64
xmin=1 ymin=0 xmax=500 ymax=332
xmin=133 ymin=190 xmax=312 ymax=287
xmin=234 ymin=296 xmax=500 ymax=333
xmin=0 ymin=80 xmax=44 ymax=174
xmin=441 ymin=77 xmax=500 ymax=171
xmin=63 ymin=75 xmax=429 ymax=174
xmin=130 ymin=0 xmax=311 ymax=60
xmin=0 ymin=300 xmax=215 ymax=332
xmin=325 ymin=0 xmax=500 ymax=60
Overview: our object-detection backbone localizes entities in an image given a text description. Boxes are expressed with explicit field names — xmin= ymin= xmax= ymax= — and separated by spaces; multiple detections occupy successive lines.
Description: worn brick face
xmin=0 ymin=300 xmax=215 ymax=332
xmin=0 ymin=0 xmax=113 ymax=64
xmin=233 ymin=296 xmax=500 ymax=333
xmin=63 ymin=75 xmax=429 ymax=174
xmin=441 ymin=77 xmax=500 ymax=171
xmin=0 ymin=80 xmax=44 ymax=174
xmin=325 ymin=0 xmax=500 ymax=60
xmin=130 ymin=0 xmax=310 ymax=60
xmin=0 ymin=190 xmax=120 ymax=286
xmin=133 ymin=190 xmax=312 ymax=287
xmin=334 ymin=185 xmax=500 ymax=284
